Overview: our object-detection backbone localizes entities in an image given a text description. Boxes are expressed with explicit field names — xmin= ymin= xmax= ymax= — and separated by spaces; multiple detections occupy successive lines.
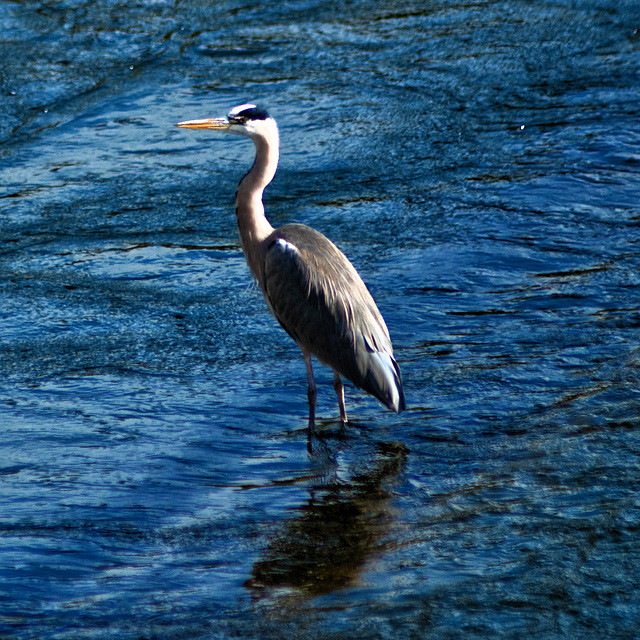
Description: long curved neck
xmin=235 ymin=124 xmax=279 ymax=279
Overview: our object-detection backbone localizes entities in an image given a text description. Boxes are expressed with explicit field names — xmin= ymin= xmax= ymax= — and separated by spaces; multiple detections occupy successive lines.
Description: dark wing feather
xmin=261 ymin=224 xmax=405 ymax=412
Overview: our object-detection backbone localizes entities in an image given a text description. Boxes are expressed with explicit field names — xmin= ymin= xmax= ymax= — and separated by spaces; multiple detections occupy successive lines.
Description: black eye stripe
xmin=229 ymin=106 xmax=270 ymax=123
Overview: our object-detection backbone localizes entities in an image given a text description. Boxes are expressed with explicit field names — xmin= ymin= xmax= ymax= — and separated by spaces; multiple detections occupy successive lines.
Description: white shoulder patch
xmin=229 ymin=103 xmax=257 ymax=116
xmin=276 ymin=238 xmax=301 ymax=255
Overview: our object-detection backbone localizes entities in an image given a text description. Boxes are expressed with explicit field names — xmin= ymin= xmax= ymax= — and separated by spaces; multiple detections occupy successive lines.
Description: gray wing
xmin=261 ymin=224 xmax=405 ymax=412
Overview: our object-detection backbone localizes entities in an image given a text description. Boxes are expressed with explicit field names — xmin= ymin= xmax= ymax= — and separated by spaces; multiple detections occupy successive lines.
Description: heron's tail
xmin=362 ymin=351 xmax=406 ymax=413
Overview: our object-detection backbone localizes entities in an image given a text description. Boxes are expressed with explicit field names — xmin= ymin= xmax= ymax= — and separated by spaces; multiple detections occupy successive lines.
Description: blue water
xmin=1 ymin=1 xmax=640 ymax=638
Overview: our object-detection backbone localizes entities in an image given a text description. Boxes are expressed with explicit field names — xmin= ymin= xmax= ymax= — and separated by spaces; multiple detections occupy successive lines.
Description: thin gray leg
xmin=304 ymin=352 xmax=316 ymax=429
xmin=333 ymin=371 xmax=348 ymax=424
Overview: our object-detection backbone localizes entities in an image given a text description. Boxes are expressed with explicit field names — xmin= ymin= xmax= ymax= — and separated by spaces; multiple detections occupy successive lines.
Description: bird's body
xmin=177 ymin=104 xmax=405 ymax=427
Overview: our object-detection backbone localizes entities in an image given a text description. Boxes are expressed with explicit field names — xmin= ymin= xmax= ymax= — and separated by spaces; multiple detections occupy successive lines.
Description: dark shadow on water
xmin=245 ymin=439 xmax=408 ymax=604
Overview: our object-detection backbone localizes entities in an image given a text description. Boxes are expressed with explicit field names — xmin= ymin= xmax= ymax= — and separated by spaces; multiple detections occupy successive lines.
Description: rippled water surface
xmin=2 ymin=1 xmax=640 ymax=638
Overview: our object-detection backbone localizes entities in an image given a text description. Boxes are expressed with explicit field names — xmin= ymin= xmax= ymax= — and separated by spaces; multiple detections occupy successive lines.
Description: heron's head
xmin=176 ymin=103 xmax=276 ymax=140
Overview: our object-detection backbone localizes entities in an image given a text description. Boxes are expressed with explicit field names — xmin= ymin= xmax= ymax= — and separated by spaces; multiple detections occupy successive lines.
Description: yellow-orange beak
xmin=175 ymin=117 xmax=231 ymax=130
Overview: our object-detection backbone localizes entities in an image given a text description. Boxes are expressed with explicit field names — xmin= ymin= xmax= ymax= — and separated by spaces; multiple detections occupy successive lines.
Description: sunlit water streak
xmin=1 ymin=1 xmax=640 ymax=638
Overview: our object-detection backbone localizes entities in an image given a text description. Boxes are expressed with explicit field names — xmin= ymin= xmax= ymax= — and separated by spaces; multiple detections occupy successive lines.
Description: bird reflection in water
xmin=245 ymin=442 xmax=407 ymax=606
xmin=176 ymin=105 xmax=405 ymax=430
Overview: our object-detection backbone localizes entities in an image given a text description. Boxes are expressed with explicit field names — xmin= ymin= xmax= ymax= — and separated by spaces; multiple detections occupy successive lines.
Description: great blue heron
xmin=176 ymin=103 xmax=405 ymax=428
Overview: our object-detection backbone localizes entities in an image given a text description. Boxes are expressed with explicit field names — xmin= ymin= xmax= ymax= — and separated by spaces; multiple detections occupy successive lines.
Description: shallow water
xmin=2 ymin=0 xmax=640 ymax=638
